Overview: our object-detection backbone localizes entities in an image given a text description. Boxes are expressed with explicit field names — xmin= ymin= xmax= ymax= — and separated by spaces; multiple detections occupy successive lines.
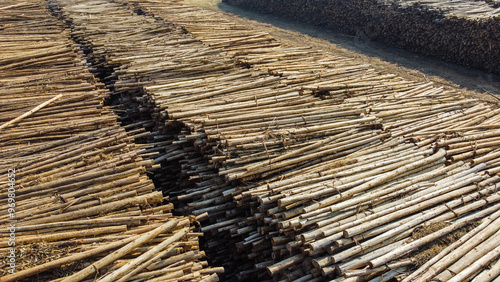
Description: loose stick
xmin=0 ymin=94 xmax=62 ymax=130
xmin=266 ymin=254 xmax=304 ymax=276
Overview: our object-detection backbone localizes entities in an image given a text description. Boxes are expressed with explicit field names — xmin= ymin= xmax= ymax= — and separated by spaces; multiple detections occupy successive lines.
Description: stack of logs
xmin=42 ymin=0 xmax=500 ymax=281
xmin=109 ymin=1 xmax=499 ymax=281
xmin=223 ymin=0 xmax=500 ymax=75
xmin=0 ymin=1 xmax=220 ymax=281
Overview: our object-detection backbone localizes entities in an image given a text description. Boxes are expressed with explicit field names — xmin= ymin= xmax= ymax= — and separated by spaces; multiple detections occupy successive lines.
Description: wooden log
xmin=449 ymin=244 xmax=500 ymax=282
xmin=266 ymin=254 xmax=304 ymax=276
xmin=0 ymin=94 xmax=63 ymax=130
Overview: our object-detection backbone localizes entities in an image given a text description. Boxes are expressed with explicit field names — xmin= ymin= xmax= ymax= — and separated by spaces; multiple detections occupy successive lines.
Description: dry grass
xmin=1 ymin=242 xmax=79 ymax=280
xmin=411 ymin=222 xmax=450 ymax=241
xmin=409 ymin=221 xmax=480 ymax=268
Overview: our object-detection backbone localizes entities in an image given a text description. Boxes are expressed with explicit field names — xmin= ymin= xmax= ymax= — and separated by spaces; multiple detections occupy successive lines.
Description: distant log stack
xmin=0 ymin=1 xmax=219 ymax=281
xmin=224 ymin=0 xmax=500 ymax=75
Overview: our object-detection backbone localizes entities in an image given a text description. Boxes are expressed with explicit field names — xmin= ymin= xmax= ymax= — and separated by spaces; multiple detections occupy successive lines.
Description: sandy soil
xmin=185 ymin=0 xmax=500 ymax=104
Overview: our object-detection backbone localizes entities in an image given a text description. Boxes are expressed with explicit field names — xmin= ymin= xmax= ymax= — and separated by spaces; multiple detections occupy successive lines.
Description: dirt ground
xmin=184 ymin=0 xmax=500 ymax=104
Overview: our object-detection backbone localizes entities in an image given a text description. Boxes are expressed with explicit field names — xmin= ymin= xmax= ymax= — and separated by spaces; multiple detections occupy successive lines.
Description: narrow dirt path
xmin=185 ymin=0 xmax=500 ymax=103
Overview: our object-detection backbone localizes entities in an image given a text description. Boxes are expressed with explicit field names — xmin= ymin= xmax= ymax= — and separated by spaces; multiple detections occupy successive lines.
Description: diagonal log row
xmin=0 ymin=1 xmax=219 ymax=281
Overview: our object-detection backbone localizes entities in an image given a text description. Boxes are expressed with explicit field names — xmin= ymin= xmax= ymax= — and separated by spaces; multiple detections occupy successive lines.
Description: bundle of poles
xmin=0 ymin=1 xmax=220 ymax=281
xmin=3 ymin=0 xmax=500 ymax=281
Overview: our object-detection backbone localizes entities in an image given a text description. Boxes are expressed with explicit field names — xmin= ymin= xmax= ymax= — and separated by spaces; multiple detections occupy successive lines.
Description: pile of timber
xmin=51 ymin=0 xmax=249 ymax=277
xmin=50 ymin=0 xmax=500 ymax=281
xmin=223 ymin=0 xmax=500 ymax=75
xmin=0 ymin=1 xmax=220 ymax=281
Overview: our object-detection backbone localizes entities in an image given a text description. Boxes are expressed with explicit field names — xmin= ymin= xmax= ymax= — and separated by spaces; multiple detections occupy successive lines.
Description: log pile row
xmin=117 ymin=1 xmax=500 ymax=281
xmin=51 ymin=0 xmax=251 ymax=278
xmin=0 ymin=1 xmax=219 ymax=281
xmin=223 ymin=0 xmax=500 ymax=75
xmin=116 ymin=0 xmax=280 ymax=58
xmin=49 ymin=0 xmax=500 ymax=281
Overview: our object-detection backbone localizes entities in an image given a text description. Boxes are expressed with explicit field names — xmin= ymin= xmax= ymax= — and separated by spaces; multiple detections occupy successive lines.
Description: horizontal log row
xmin=223 ymin=0 xmax=500 ymax=75
xmin=0 ymin=1 xmax=218 ymax=281
xmin=52 ymin=0 xmax=500 ymax=281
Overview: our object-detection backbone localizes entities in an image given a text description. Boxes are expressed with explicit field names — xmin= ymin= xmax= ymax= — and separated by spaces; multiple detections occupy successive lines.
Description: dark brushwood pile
xmin=224 ymin=0 xmax=500 ymax=75
xmin=0 ymin=1 xmax=220 ymax=281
